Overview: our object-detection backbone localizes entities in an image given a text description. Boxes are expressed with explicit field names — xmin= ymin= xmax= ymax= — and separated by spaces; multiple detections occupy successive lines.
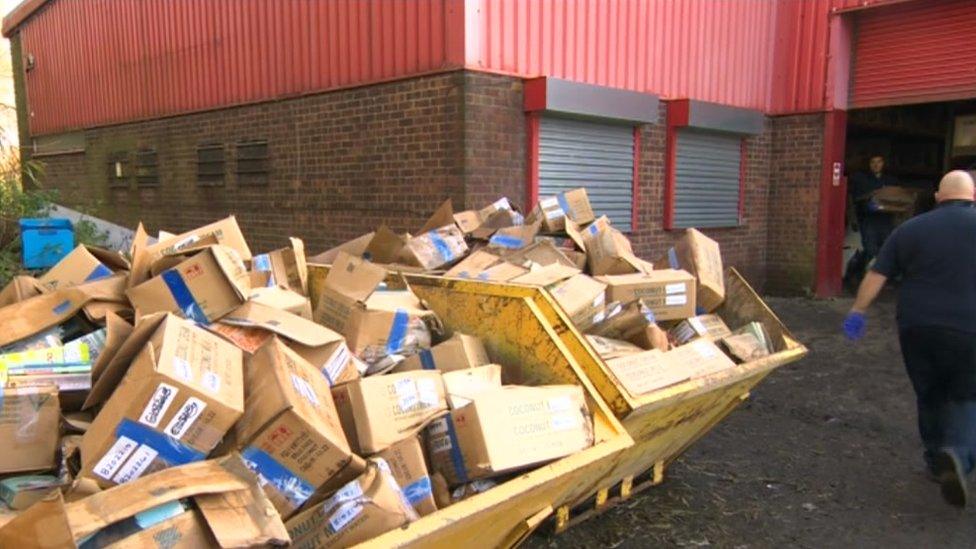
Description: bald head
xmin=936 ymin=170 xmax=975 ymax=203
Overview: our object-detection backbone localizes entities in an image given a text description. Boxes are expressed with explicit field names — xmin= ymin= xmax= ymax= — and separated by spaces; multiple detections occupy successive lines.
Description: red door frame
xmin=814 ymin=109 xmax=848 ymax=298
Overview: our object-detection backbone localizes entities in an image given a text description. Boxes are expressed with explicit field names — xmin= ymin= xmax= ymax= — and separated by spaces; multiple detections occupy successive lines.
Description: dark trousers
xmin=860 ymin=214 xmax=894 ymax=266
xmin=899 ymin=326 xmax=976 ymax=473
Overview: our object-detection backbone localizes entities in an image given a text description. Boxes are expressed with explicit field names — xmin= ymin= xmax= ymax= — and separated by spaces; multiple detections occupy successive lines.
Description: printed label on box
xmin=139 ymin=383 xmax=178 ymax=428
xmin=547 ymin=396 xmax=572 ymax=412
xmin=164 ymin=397 xmax=207 ymax=439
xmin=113 ymin=444 xmax=159 ymax=484
xmin=550 ymin=414 xmax=579 ymax=432
xmin=665 ymin=295 xmax=687 ymax=306
xmin=323 ymin=344 xmax=350 ymax=385
xmin=173 ymin=357 xmax=192 ymax=382
xmin=416 ymin=378 xmax=439 ymax=407
xmin=201 ymin=371 xmax=221 ymax=394
xmin=329 ymin=501 xmax=363 ymax=533
xmin=93 ymin=436 xmax=139 ymax=480
xmin=291 ymin=374 xmax=320 ymax=407
xmin=689 ymin=317 xmax=706 ymax=334
xmin=665 ymin=283 xmax=686 ymax=295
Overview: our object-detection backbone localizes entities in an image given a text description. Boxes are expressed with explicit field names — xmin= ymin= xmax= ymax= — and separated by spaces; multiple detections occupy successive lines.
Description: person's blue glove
xmin=843 ymin=311 xmax=866 ymax=341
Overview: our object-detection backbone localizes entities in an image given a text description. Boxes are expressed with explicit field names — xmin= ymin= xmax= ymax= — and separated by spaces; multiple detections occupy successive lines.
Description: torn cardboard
xmin=0 ymin=276 xmax=43 ymax=308
xmin=402 ymin=225 xmax=469 ymax=271
xmin=374 ymin=436 xmax=437 ymax=517
xmin=0 ymin=385 xmax=59 ymax=474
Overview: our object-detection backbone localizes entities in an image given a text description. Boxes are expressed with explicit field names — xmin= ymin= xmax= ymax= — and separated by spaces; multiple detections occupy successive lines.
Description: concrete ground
xmin=528 ymin=292 xmax=976 ymax=548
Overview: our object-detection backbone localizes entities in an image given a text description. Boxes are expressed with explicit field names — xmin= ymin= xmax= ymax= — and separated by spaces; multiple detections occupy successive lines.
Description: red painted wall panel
xmin=18 ymin=0 xmax=463 ymax=135
xmin=851 ymin=0 xmax=976 ymax=108
xmin=470 ymin=0 xmax=779 ymax=112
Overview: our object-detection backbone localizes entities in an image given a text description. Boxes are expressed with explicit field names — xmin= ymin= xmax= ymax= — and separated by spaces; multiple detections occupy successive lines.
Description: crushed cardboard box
xmin=249 ymin=237 xmax=308 ymax=295
xmin=585 ymin=335 xmax=646 ymax=360
xmin=0 ymin=385 xmax=59 ymax=474
xmin=394 ymin=333 xmax=490 ymax=373
xmin=0 ymin=275 xmax=43 ymax=308
xmin=374 ymin=435 xmax=437 ymax=517
xmin=236 ymin=337 xmax=358 ymax=518
xmin=669 ymin=314 xmax=732 ymax=345
xmin=605 ymin=339 xmax=737 ymax=397
xmin=665 ymin=228 xmax=725 ymax=312
xmin=38 ymin=245 xmax=115 ymax=291
xmin=441 ymin=364 xmax=503 ymax=409
xmin=80 ymin=314 xmax=244 ymax=487
xmin=286 ymin=458 xmax=418 ymax=548
xmin=528 ymin=188 xmax=596 ymax=233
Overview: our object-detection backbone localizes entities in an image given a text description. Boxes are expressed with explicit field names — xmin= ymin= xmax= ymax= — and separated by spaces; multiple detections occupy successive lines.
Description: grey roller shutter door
xmin=539 ymin=117 xmax=634 ymax=232
xmin=674 ymin=129 xmax=741 ymax=228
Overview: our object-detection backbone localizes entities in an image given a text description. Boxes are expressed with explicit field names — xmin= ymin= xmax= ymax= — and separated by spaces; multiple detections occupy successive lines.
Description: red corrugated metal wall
xmin=469 ymin=0 xmax=778 ymax=111
xmin=19 ymin=0 xmax=464 ymax=135
xmin=851 ymin=0 xmax=976 ymax=108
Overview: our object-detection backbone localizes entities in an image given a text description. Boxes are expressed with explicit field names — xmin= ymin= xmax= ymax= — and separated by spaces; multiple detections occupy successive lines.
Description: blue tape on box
xmin=386 ymin=308 xmax=410 ymax=355
xmin=403 ymin=476 xmax=433 ymax=506
xmin=161 ymin=270 xmax=209 ymax=324
xmin=489 ymin=234 xmax=523 ymax=249
xmin=134 ymin=501 xmax=187 ymax=529
xmin=444 ymin=419 xmax=469 ymax=484
xmin=428 ymin=231 xmax=454 ymax=263
xmin=556 ymin=192 xmax=571 ymax=217
xmin=241 ymin=446 xmax=315 ymax=508
xmin=115 ymin=418 xmax=205 ymax=466
xmin=84 ymin=264 xmax=113 ymax=282
xmin=418 ymin=349 xmax=436 ymax=370
xmin=52 ymin=300 xmax=72 ymax=315
xmin=252 ymin=254 xmax=276 ymax=287
xmin=667 ymin=248 xmax=679 ymax=269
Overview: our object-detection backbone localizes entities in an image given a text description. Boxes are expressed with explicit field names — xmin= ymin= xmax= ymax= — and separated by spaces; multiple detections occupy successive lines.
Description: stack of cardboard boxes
xmin=0 ymin=214 xmax=597 ymax=547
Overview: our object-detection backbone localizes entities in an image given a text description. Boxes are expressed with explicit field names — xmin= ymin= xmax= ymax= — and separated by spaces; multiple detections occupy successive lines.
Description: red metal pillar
xmin=814 ymin=109 xmax=848 ymax=297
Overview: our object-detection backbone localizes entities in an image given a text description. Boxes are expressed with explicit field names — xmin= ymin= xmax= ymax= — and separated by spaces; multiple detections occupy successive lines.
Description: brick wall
xmin=766 ymin=113 xmax=825 ymax=295
xmin=629 ymin=104 xmax=773 ymax=291
xmin=36 ymin=72 xmax=468 ymax=254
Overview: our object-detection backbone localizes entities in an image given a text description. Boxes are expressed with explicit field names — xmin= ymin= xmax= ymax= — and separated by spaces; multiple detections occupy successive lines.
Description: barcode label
xmin=113 ymin=444 xmax=159 ymax=484
xmin=93 ymin=436 xmax=139 ymax=480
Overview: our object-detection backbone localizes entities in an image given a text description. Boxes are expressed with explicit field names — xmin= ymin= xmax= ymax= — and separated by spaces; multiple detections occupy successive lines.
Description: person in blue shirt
xmin=848 ymin=155 xmax=898 ymax=279
xmin=844 ymin=170 xmax=976 ymax=507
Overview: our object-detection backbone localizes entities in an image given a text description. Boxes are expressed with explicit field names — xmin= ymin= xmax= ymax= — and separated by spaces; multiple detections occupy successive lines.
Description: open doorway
xmin=841 ymin=99 xmax=976 ymax=291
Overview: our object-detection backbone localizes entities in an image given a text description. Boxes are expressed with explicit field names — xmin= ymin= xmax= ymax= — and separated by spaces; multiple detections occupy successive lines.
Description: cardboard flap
xmin=0 ymin=287 xmax=92 ymax=348
xmin=565 ymin=220 xmax=587 ymax=252
xmin=325 ymin=252 xmax=388 ymax=302
xmin=127 ymin=223 xmax=151 ymax=288
xmin=82 ymin=312 xmax=168 ymax=410
xmin=76 ymin=273 xmax=129 ymax=303
xmin=64 ymin=455 xmax=256 ymax=542
xmin=365 ymin=225 xmax=408 ymax=265
xmin=0 ymin=275 xmax=44 ymax=308
xmin=510 ymin=264 xmax=581 ymax=287
xmin=90 ymin=311 xmax=134 ymax=383
xmin=308 ymin=232 xmax=375 ymax=265
xmin=0 ymin=491 xmax=74 ymax=548
xmin=290 ymin=237 xmax=309 ymax=295
xmin=85 ymin=245 xmax=130 ymax=272
xmin=417 ymin=198 xmax=455 ymax=235
xmin=222 ymin=301 xmax=342 ymax=348
xmin=211 ymin=245 xmax=252 ymax=301
xmin=196 ymin=479 xmax=290 ymax=547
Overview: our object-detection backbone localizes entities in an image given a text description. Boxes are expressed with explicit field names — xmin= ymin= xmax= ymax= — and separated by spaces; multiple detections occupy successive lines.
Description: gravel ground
xmin=527 ymin=291 xmax=976 ymax=548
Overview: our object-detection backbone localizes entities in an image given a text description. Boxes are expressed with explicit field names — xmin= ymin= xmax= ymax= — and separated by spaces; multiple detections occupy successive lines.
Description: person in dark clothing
xmin=848 ymin=155 xmax=898 ymax=276
xmin=843 ymin=170 xmax=976 ymax=508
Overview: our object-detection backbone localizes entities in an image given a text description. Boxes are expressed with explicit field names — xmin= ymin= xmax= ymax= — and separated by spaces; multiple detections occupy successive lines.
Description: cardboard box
xmin=0 ymin=276 xmax=43 ymax=308
xmin=286 ymin=459 xmax=418 ymax=548
xmin=441 ymin=364 xmax=503 ymax=409
xmin=0 ymin=385 xmax=59 ymax=474
xmin=669 ymin=314 xmax=732 ymax=346
xmin=130 ymin=216 xmax=252 ymax=287
xmin=249 ymin=285 xmax=313 ymax=319
xmin=80 ymin=314 xmax=244 ymax=487
xmin=250 ymin=237 xmax=308 ymax=295
xmin=443 ymin=250 xmax=502 ymax=279
xmin=549 ymin=274 xmax=608 ymax=330
xmin=584 ymin=225 xmax=649 ymax=276
xmin=666 ymin=228 xmax=725 ymax=312
xmin=0 ymin=475 xmax=62 ymax=510
xmin=374 ymin=436 xmax=437 ymax=517
xmin=127 ymin=245 xmax=251 ymax=324
xmin=313 ymin=252 xmax=436 ymax=365
xmin=529 ymin=188 xmax=596 ymax=233
xmin=402 ymin=225 xmax=469 ymax=271
xmin=308 ymin=232 xmax=375 ymax=265
xmin=598 ymin=270 xmax=696 ymax=321
xmin=394 ymin=333 xmax=490 ymax=373
xmin=720 ymin=332 xmax=771 ymax=363
xmin=454 ymin=197 xmax=518 ymax=236
xmin=331 ymin=370 xmax=448 ymax=454
xmin=0 ymin=456 xmax=289 ymax=548
xmin=236 ymin=338 xmax=358 ymax=518
xmin=220 ymin=301 xmax=359 ymax=386
xmin=586 ymin=301 xmax=652 ymax=341
xmin=605 ymin=339 xmax=736 ymax=398
xmin=584 ymin=335 xmax=645 ymax=360
xmin=38 ymin=245 xmax=114 ymax=291
xmin=872 ymin=185 xmax=920 ymax=213
xmin=426 ymin=385 xmax=593 ymax=485
xmin=487 ymin=222 xmax=541 ymax=251
xmin=510 ymin=263 xmax=580 ymax=287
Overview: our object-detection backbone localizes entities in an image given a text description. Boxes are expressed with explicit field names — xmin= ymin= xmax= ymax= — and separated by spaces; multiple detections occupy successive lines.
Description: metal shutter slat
xmin=539 ymin=117 xmax=634 ymax=232
xmin=673 ymin=129 xmax=741 ymax=229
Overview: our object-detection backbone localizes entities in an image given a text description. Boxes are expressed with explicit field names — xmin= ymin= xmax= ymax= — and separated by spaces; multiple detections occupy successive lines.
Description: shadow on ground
xmin=528 ymin=292 xmax=976 ymax=548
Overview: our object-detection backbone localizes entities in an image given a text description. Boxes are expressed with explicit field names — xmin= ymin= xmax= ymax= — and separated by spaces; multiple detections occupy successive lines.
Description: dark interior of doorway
xmin=841 ymin=99 xmax=976 ymax=290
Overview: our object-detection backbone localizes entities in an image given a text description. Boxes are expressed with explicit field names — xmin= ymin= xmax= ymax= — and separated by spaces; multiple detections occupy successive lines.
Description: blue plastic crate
xmin=20 ymin=218 xmax=74 ymax=269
